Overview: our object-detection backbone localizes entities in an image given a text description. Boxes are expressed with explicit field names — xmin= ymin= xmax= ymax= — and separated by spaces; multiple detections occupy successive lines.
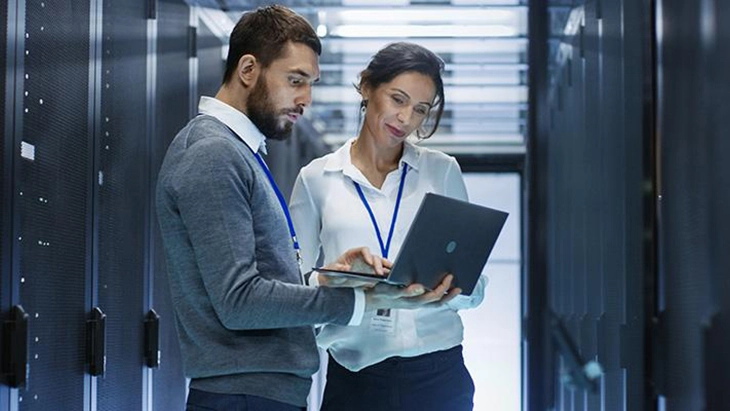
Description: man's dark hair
xmin=357 ymin=42 xmax=446 ymax=139
xmin=223 ymin=5 xmax=321 ymax=84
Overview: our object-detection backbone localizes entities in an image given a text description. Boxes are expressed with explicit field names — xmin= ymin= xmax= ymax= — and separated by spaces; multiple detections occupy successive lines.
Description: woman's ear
xmin=359 ymin=84 xmax=372 ymax=102
xmin=236 ymin=54 xmax=259 ymax=87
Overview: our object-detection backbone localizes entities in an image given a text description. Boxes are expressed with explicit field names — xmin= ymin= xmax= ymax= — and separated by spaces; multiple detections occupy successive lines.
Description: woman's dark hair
xmin=356 ymin=42 xmax=446 ymax=139
xmin=223 ymin=5 xmax=321 ymax=84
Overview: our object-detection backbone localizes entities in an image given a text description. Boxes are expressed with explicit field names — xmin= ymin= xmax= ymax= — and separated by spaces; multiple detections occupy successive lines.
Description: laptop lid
xmin=315 ymin=193 xmax=508 ymax=295
xmin=386 ymin=193 xmax=508 ymax=295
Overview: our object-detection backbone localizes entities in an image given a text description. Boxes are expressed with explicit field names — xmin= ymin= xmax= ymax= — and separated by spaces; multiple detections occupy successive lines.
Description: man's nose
xmin=295 ymin=85 xmax=313 ymax=108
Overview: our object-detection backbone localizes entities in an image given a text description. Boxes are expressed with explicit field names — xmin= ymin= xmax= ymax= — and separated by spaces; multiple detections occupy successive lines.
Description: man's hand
xmin=364 ymin=274 xmax=462 ymax=311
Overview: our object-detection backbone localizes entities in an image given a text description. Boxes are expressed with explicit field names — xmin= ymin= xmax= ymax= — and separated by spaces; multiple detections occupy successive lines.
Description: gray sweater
xmin=156 ymin=115 xmax=356 ymax=406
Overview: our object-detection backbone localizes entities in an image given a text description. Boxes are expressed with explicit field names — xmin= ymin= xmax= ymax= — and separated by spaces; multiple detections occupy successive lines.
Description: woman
xmin=290 ymin=42 xmax=486 ymax=411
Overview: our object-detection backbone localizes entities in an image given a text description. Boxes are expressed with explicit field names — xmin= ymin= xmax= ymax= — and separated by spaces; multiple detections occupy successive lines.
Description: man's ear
xmin=236 ymin=54 xmax=259 ymax=87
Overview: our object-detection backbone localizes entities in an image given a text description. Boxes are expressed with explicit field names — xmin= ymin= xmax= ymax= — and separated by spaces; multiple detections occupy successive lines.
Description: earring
xmin=360 ymin=100 xmax=368 ymax=113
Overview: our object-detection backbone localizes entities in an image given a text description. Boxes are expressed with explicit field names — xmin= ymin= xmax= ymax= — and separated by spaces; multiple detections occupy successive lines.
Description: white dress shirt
xmin=198 ymin=96 xmax=268 ymax=155
xmin=198 ymin=97 xmax=366 ymax=326
xmin=290 ymin=138 xmax=487 ymax=371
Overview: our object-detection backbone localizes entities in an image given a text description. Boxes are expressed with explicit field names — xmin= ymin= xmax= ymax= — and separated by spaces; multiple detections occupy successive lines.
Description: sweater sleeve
xmin=169 ymin=137 xmax=355 ymax=329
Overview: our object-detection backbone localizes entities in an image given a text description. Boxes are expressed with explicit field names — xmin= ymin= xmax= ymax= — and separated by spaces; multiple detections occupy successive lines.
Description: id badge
xmin=369 ymin=309 xmax=396 ymax=334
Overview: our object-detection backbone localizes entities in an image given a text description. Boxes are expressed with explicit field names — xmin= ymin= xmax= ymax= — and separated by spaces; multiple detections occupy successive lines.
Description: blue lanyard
xmin=353 ymin=163 xmax=409 ymax=259
xmin=250 ymin=150 xmax=302 ymax=265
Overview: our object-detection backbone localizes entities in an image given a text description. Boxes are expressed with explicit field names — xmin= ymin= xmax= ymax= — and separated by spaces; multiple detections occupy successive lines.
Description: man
xmin=156 ymin=5 xmax=458 ymax=411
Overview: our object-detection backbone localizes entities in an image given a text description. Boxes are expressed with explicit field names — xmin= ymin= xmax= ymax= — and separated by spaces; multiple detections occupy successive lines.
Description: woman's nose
xmin=397 ymin=107 xmax=413 ymax=125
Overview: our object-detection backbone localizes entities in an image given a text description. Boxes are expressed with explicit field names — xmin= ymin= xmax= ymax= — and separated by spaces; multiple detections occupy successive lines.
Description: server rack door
xmin=151 ymin=1 xmax=190 ymax=409
xmin=620 ymin=1 xmax=651 ymax=409
xmin=568 ymin=23 xmax=586 ymax=409
xmin=1 ymin=0 xmax=9 ymax=406
xmin=657 ymin=0 xmax=730 ymax=410
xmin=196 ymin=19 xmax=223 ymax=103
xmin=1 ymin=0 xmax=8 ymax=305
xmin=580 ymin=3 xmax=603 ymax=409
xmin=596 ymin=1 xmax=628 ymax=409
xmin=706 ymin=4 xmax=730 ymax=410
xmin=545 ymin=1 xmax=652 ymax=409
xmin=96 ymin=0 xmax=149 ymax=409
xmin=17 ymin=1 xmax=92 ymax=409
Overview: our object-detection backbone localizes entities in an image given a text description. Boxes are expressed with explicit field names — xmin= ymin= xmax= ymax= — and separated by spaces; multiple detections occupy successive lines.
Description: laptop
xmin=315 ymin=193 xmax=508 ymax=295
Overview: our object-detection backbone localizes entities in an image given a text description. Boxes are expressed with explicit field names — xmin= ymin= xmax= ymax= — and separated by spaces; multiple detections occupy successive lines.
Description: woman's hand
xmin=317 ymin=247 xmax=392 ymax=288
xmin=364 ymin=274 xmax=462 ymax=311
xmin=328 ymin=247 xmax=392 ymax=275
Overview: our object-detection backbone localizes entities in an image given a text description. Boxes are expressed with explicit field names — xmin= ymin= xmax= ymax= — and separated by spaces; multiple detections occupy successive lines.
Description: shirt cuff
xmin=305 ymin=270 xmax=320 ymax=286
xmin=347 ymin=289 xmax=366 ymax=326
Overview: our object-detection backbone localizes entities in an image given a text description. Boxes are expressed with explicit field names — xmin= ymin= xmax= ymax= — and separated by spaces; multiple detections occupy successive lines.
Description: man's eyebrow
xmin=391 ymin=87 xmax=433 ymax=106
xmin=289 ymin=69 xmax=320 ymax=83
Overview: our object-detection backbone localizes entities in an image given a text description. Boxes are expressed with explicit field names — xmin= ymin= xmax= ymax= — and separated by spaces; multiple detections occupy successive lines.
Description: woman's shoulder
xmin=298 ymin=150 xmax=340 ymax=182
xmin=300 ymin=140 xmax=353 ymax=179
xmin=408 ymin=142 xmax=458 ymax=167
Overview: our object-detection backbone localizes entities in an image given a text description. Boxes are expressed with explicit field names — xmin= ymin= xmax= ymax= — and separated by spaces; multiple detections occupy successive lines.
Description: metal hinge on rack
xmin=147 ymin=0 xmax=157 ymax=20
xmin=188 ymin=26 xmax=198 ymax=58
xmin=86 ymin=307 xmax=106 ymax=377
xmin=144 ymin=309 xmax=160 ymax=368
xmin=2 ymin=305 xmax=29 ymax=388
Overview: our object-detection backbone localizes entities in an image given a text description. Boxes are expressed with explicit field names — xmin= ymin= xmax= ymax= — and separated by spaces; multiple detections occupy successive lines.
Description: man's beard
xmin=247 ymin=78 xmax=297 ymax=141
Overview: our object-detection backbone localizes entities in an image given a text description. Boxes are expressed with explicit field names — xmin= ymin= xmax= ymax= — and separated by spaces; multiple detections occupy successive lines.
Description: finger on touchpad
xmin=350 ymin=258 xmax=376 ymax=274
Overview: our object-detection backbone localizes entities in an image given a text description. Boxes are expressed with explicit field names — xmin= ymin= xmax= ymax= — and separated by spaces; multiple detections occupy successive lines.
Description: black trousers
xmin=186 ymin=388 xmax=305 ymax=411
xmin=321 ymin=345 xmax=475 ymax=411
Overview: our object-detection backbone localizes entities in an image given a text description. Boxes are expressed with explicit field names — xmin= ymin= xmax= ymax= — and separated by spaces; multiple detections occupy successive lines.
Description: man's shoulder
xmin=166 ymin=116 xmax=253 ymax=164
xmin=163 ymin=116 xmax=254 ymax=175
xmin=181 ymin=115 xmax=237 ymax=147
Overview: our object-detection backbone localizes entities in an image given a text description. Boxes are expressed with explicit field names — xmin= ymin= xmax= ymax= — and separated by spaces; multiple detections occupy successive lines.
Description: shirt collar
xmin=323 ymin=138 xmax=420 ymax=173
xmin=198 ymin=96 xmax=267 ymax=154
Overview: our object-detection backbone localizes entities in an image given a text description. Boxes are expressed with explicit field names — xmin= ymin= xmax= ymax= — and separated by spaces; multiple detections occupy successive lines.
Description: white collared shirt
xmin=198 ymin=96 xmax=268 ymax=154
xmin=290 ymin=138 xmax=488 ymax=371
xmin=196 ymin=97 xmax=366 ymax=326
